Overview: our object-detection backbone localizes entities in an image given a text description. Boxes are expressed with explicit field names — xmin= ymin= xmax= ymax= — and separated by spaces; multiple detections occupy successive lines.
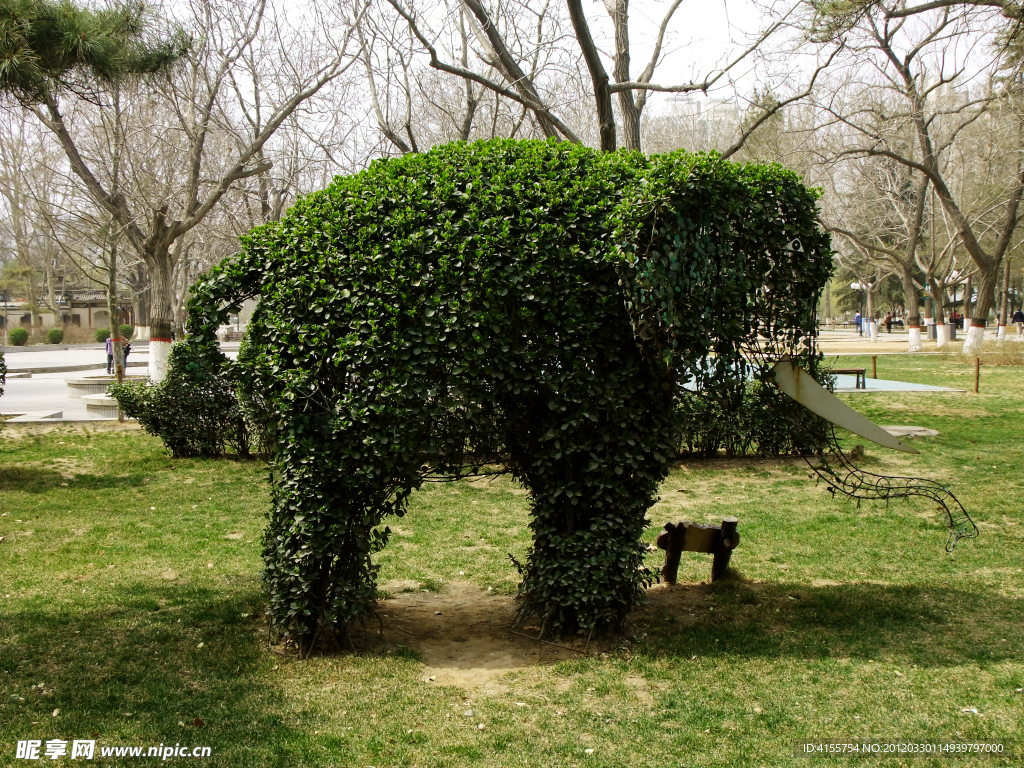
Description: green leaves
xmin=110 ymin=342 xmax=249 ymax=459
xmin=172 ymin=138 xmax=831 ymax=646
xmin=0 ymin=0 xmax=190 ymax=102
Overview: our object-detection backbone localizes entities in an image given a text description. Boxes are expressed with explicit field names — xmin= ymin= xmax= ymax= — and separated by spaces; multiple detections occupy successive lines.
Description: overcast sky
xmin=595 ymin=0 xmax=788 ymax=112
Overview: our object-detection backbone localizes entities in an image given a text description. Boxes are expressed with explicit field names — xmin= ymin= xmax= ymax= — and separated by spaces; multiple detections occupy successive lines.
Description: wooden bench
xmin=655 ymin=517 xmax=739 ymax=584
xmin=833 ymin=367 xmax=866 ymax=389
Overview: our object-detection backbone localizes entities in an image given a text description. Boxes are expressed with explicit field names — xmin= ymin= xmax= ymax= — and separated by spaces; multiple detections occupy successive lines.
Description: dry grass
xmin=958 ymin=340 xmax=1024 ymax=367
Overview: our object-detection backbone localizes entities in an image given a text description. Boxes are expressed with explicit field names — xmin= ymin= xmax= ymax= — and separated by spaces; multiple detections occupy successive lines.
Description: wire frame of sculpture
xmin=807 ymin=426 xmax=978 ymax=552
xmin=725 ymin=263 xmax=977 ymax=553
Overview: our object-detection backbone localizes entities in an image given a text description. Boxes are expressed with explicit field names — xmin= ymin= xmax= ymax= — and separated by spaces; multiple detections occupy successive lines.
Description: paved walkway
xmin=834 ymin=374 xmax=963 ymax=393
xmin=1 ymin=343 xmax=239 ymax=422
xmin=0 ymin=330 xmax=1000 ymax=422
xmin=2 ymin=342 xmax=149 ymax=373
xmin=817 ymin=326 xmax=1017 ymax=355
xmin=1 ymin=368 xmax=139 ymax=421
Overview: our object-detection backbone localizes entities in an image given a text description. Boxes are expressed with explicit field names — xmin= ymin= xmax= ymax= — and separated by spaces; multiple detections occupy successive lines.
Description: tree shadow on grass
xmin=0 ymin=583 xmax=318 ymax=766
xmin=1 ymin=582 xmax=447 ymax=767
xmin=0 ymin=466 xmax=133 ymax=494
xmin=638 ymin=578 xmax=1023 ymax=668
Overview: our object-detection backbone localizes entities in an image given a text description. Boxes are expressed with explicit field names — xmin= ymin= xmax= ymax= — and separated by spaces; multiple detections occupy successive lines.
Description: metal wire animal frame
xmin=739 ymin=331 xmax=978 ymax=553
xmin=807 ymin=425 xmax=978 ymax=553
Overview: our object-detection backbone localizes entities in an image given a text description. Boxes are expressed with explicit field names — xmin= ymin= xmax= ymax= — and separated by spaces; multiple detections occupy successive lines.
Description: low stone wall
xmin=82 ymin=393 xmax=120 ymax=419
xmin=66 ymin=375 xmax=146 ymax=399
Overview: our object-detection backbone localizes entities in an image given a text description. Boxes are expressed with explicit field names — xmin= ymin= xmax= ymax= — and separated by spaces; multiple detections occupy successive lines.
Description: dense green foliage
xmin=110 ymin=343 xmax=248 ymax=458
xmin=178 ymin=139 xmax=831 ymax=647
xmin=46 ymin=327 xmax=63 ymax=344
xmin=8 ymin=327 xmax=28 ymax=345
xmin=0 ymin=0 xmax=188 ymax=102
xmin=676 ymin=382 xmax=831 ymax=459
xmin=119 ymin=323 xmax=134 ymax=340
xmin=95 ymin=328 xmax=110 ymax=342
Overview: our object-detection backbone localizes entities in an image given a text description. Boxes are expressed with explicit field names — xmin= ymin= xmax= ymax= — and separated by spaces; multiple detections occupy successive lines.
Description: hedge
xmin=136 ymin=140 xmax=831 ymax=651
xmin=111 ymin=343 xmax=249 ymax=458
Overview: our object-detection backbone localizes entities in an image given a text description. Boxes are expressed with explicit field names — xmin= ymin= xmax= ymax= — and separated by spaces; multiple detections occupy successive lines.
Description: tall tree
xmin=809 ymin=0 xmax=1024 ymax=354
xmin=2 ymin=0 xmax=363 ymax=380
xmin=381 ymin=0 xmax=838 ymax=153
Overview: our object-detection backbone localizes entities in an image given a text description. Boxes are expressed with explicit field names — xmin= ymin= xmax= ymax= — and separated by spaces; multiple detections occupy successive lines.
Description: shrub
xmin=676 ymin=374 xmax=833 ymax=459
xmin=119 ymin=324 xmax=134 ymax=340
xmin=111 ymin=343 xmax=249 ymax=459
xmin=46 ymin=328 xmax=64 ymax=344
xmin=95 ymin=328 xmax=111 ymax=343
xmin=181 ymin=139 xmax=832 ymax=649
xmin=56 ymin=324 xmax=92 ymax=344
xmin=8 ymin=327 xmax=29 ymax=346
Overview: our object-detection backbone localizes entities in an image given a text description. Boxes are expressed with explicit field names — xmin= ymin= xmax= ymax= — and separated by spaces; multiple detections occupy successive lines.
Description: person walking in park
xmin=885 ymin=313 xmax=893 ymax=333
xmin=122 ymin=341 xmax=132 ymax=370
xmin=854 ymin=311 xmax=863 ymax=336
xmin=1013 ymin=308 xmax=1024 ymax=335
xmin=105 ymin=335 xmax=113 ymax=374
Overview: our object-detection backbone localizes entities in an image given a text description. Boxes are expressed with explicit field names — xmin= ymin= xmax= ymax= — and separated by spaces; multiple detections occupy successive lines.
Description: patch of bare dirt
xmin=0 ymin=422 xmax=142 ymax=438
xmin=373 ymin=581 xmax=583 ymax=691
xmin=10 ymin=456 xmax=97 ymax=479
xmin=623 ymin=675 xmax=655 ymax=705
xmin=672 ymin=456 xmax=808 ymax=471
xmin=812 ymin=578 xmax=845 ymax=587
xmin=639 ymin=581 xmax=716 ymax=615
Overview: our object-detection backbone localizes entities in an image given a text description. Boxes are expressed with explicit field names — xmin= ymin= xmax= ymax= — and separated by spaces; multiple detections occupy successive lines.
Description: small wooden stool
xmin=655 ymin=517 xmax=739 ymax=584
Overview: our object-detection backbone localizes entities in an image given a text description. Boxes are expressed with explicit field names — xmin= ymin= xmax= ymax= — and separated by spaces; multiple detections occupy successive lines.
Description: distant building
xmin=664 ymin=95 xmax=739 ymax=124
xmin=0 ymin=289 xmax=134 ymax=330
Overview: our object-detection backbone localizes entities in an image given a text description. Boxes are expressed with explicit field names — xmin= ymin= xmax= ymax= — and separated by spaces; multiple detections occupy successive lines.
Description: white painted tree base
xmin=150 ymin=340 xmax=171 ymax=382
xmin=935 ymin=323 xmax=948 ymax=348
xmin=908 ymin=327 xmax=923 ymax=352
xmin=135 ymin=326 xmax=151 ymax=341
xmin=997 ymin=324 xmax=1006 ymax=342
xmin=962 ymin=325 xmax=985 ymax=356
xmin=870 ymin=321 xmax=879 ymax=342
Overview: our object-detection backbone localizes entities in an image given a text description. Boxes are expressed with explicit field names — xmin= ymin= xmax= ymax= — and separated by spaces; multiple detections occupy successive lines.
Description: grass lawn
xmin=1 ymin=351 xmax=1022 ymax=766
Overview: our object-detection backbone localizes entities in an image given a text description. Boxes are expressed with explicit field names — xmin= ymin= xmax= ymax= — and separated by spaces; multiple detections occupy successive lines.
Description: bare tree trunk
xmin=44 ymin=261 xmax=61 ymax=330
xmin=608 ymin=0 xmax=641 ymax=151
xmin=898 ymin=263 xmax=921 ymax=350
xmin=866 ymin=272 xmax=877 ymax=342
xmin=130 ymin=286 xmax=151 ymax=331
xmin=107 ymin=237 xmax=125 ymax=413
xmin=148 ymin=249 xmax=176 ymax=381
xmin=965 ymin=267 xmax=998 ymax=353
xmin=963 ymin=275 xmax=972 ymax=324
xmin=566 ymin=0 xmax=616 ymax=151
xmin=26 ymin=269 xmax=40 ymax=335
xmin=461 ymin=0 xmax=563 ymax=140
xmin=998 ymin=259 xmax=1011 ymax=341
